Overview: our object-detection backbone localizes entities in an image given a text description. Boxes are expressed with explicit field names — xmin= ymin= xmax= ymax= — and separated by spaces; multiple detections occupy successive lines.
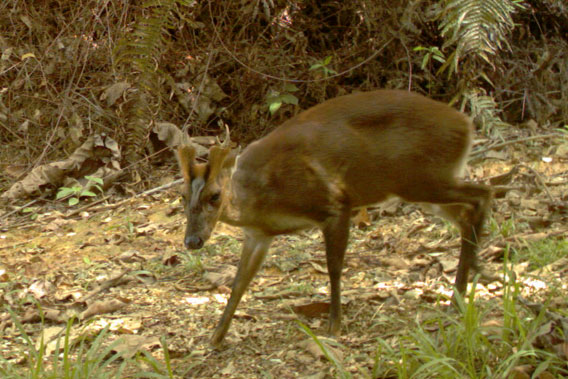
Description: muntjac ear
xmin=207 ymin=146 xmax=231 ymax=181
xmin=177 ymin=145 xmax=196 ymax=183
xmin=222 ymin=147 xmax=240 ymax=170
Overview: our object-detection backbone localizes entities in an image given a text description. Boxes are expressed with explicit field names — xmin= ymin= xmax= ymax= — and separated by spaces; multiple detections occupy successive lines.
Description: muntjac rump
xmin=177 ymin=90 xmax=492 ymax=346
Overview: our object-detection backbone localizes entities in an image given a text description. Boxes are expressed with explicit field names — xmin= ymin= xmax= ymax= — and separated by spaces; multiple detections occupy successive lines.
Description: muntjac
xmin=177 ymin=90 xmax=492 ymax=346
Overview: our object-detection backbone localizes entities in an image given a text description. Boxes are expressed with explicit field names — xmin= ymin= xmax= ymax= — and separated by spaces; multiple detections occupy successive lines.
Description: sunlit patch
xmin=373 ymin=281 xmax=405 ymax=290
xmin=413 ymin=281 xmax=427 ymax=288
xmin=521 ymin=277 xmax=547 ymax=290
xmin=213 ymin=294 xmax=228 ymax=304
xmin=436 ymin=284 xmax=454 ymax=299
xmin=185 ymin=296 xmax=210 ymax=305
xmin=317 ymin=285 xmax=329 ymax=294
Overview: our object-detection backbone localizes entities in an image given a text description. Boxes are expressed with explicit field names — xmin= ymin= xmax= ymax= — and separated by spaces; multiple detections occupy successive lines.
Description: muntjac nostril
xmin=185 ymin=235 xmax=203 ymax=249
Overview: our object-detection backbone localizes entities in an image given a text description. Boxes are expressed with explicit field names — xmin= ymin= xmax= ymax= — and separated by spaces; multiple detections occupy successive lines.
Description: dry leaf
xmin=204 ymin=265 xmax=237 ymax=287
xmin=438 ymin=256 xmax=458 ymax=273
xmin=100 ymin=82 xmax=130 ymax=107
xmin=509 ymin=365 xmax=532 ymax=379
xmin=353 ymin=208 xmax=371 ymax=228
xmin=293 ymin=302 xmax=330 ymax=318
xmin=28 ymin=279 xmax=55 ymax=299
xmin=35 ymin=326 xmax=66 ymax=357
xmin=162 ymin=253 xmax=181 ymax=266
xmin=298 ymin=338 xmax=343 ymax=361
xmin=2 ymin=134 xmax=121 ymax=200
xmin=80 ymin=299 xmax=127 ymax=319
xmin=112 ymin=335 xmax=160 ymax=359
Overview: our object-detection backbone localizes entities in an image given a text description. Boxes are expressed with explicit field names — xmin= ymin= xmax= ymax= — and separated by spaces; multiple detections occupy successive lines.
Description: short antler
xmin=215 ymin=123 xmax=231 ymax=149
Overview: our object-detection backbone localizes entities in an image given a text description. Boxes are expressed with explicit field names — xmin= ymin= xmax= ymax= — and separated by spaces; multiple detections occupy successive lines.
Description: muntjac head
xmin=177 ymin=137 xmax=235 ymax=249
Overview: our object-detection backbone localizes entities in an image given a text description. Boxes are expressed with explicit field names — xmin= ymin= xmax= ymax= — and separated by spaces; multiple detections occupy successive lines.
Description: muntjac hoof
xmin=185 ymin=235 xmax=203 ymax=249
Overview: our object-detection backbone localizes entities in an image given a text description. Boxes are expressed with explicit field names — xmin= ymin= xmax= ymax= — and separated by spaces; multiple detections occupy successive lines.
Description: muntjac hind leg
xmin=322 ymin=207 xmax=351 ymax=336
xmin=400 ymin=182 xmax=492 ymax=294
xmin=211 ymin=229 xmax=273 ymax=346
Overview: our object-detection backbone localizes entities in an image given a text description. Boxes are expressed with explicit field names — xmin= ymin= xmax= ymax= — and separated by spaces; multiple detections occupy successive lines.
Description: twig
xmin=470 ymin=133 xmax=563 ymax=158
xmin=67 ymin=179 xmax=184 ymax=215
xmin=66 ymin=195 xmax=111 ymax=217
xmin=0 ymin=198 xmax=40 ymax=223
xmin=74 ymin=269 xmax=131 ymax=304
xmin=136 ymin=178 xmax=183 ymax=197
xmin=479 ymin=228 xmax=568 ymax=259
xmin=518 ymin=164 xmax=555 ymax=202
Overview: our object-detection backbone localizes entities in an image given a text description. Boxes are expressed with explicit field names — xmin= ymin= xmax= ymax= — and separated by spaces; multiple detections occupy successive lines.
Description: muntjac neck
xmin=218 ymin=158 xmax=245 ymax=227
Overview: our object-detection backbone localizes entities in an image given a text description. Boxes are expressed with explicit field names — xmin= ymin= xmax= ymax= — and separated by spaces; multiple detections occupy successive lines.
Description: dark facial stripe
xmin=190 ymin=177 xmax=205 ymax=209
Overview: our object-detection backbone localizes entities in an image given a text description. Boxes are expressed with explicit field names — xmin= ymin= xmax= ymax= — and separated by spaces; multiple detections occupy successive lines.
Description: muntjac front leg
xmin=211 ymin=229 xmax=273 ymax=346
xmin=322 ymin=207 xmax=351 ymax=336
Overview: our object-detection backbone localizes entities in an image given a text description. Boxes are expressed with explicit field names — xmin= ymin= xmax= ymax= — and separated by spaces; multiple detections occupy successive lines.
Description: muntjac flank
xmin=177 ymin=90 xmax=492 ymax=346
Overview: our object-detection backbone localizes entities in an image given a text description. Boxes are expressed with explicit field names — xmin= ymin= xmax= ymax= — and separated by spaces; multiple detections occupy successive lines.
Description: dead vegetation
xmin=1 ymin=132 xmax=567 ymax=377
xmin=1 ymin=0 xmax=568 ymax=377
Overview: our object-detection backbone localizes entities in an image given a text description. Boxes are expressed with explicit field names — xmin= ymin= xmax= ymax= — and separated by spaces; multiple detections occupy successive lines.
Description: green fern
xmin=438 ymin=0 xmax=525 ymax=73
xmin=462 ymin=89 xmax=508 ymax=133
xmin=114 ymin=0 xmax=191 ymax=163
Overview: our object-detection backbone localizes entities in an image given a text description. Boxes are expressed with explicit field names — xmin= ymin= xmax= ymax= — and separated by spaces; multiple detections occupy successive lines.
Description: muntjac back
xmin=177 ymin=90 xmax=492 ymax=346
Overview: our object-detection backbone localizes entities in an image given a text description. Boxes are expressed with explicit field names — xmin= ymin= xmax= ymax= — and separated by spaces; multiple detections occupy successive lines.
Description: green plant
xmin=56 ymin=175 xmax=104 ymax=206
xmin=114 ymin=0 xmax=195 ymax=163
xmin=22 ymin=207 xmax=40 ymax=220
xmin=515 ymin=238 xmax=568 ymax=270
xmin=309 ymin=55 xmax=337 ymax=77
xmin=0 ymin=311 xmax=125 ymax=378
xmin=462 ymin=90 xmax=509 ymax=134
xmin=414 ymin=46 xmax=446 ymax=71
xmin=437 ymin=0 xmax=525 ymax=75
xmin=0 ymin=306 xmax=181 ymax=378
xmin=488 ymin=216 xmax=520 ymax=239
xmin=265 ymin=84 xmax=299 ymax=115
xmin=370 ymin=276 xmax=566 ymax=378
xmin=297 ymin=321 xmax=351 ymax=379
xmin=184 ymin=254 xmax=204 ymax=273
xmin=133 ymin=337 xmax=175 ymax=379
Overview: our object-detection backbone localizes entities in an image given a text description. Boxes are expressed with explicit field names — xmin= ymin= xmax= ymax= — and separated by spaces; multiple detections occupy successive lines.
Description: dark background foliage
xmin=0 ymin=0 xmax=566 ymax=192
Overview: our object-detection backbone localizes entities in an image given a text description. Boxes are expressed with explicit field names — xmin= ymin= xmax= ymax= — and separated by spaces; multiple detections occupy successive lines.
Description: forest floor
xmin=1 ymin=134 xmax=568 ymax=378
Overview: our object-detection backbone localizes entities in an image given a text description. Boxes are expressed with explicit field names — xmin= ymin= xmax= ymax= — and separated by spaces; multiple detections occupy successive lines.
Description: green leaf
xmin=432 ymin=55 xmax=446 ymax=64
xmin=421 ymin=54 xmax=430 ymax=70
xmin=80 ymin=190 xmax=97 ymax=197
xmin=83 ymin=257 xmax=92 ymax=265
xmin=323 ymin=55 xmax=332 ymax=65
xmin=68 ymin=197 xmax=79 ymax=206
xmin=57 ymin=187 xmax=76 ymax=199
xmin=280 ymin=93 xmax=298 ymax=105
xmin=431 ymin=47 xmax=444 ymax=57
xmin=309 ymin=63 xmax=323 ymax=71
xmin=85 ymin=175 xmax=104 ymax=186
xmin=269 ymin=102 xmax=282 ymax=115
xmin=284 ymin=83 xmax=299 ymax=92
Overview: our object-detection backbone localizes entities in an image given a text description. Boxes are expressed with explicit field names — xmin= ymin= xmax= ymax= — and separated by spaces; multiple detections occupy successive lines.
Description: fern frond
xmin=462 ymin=89 xmax=508 ymax=134
xmin=438 ymin=0 xmax=524 ymax=72
xmin=114 ymin=0 xmax=180 ymax=162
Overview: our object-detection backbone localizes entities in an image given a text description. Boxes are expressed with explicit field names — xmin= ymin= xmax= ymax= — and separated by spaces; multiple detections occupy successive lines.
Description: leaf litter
xmin=0 ymin=135 xmax=567 ymax=377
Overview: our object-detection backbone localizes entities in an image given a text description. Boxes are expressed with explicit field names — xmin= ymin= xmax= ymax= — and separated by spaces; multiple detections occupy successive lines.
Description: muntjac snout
xmin=177 ymin=90 xmax=492 ymax=346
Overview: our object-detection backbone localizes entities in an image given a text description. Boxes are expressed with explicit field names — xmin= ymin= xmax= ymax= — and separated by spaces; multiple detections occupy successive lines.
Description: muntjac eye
xmin=209 ymin=193 xmax=221 ymax=204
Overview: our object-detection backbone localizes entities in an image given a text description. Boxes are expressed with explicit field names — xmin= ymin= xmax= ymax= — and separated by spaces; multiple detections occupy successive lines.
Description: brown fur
xmin=177 ymin=90 xmax=493 ymax=346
